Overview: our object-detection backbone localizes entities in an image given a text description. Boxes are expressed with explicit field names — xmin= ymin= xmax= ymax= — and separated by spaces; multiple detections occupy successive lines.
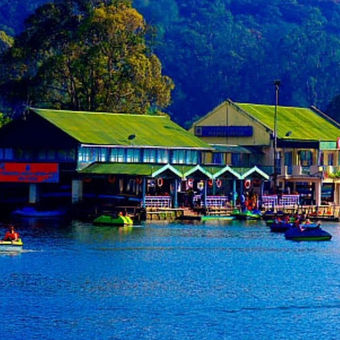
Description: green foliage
xmin=0 ymin=0 xmax=174 ymax=114
xmin=326 ymin=94 xmax=340 ymax=122
xmin=1 ymin=0 xmax=340 ymax=123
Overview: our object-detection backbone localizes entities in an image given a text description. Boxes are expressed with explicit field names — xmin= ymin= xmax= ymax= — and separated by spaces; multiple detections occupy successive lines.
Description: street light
xmin=273 ymin=80 xmax=281 ymax=193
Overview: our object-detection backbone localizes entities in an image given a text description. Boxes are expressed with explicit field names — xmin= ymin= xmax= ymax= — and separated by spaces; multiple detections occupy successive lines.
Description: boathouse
xmin=0 ymin=108 xmax=269 ymax=213
xmin=191 ymin=99 xmax=340 ymax=207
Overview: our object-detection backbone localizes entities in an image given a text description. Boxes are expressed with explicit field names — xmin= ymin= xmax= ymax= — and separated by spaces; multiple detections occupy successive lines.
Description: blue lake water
xmin=0 ymin=218 xmax=339 ymax=340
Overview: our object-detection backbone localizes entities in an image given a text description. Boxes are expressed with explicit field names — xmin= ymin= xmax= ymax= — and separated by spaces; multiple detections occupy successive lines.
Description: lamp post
xmin=273 ymin=80 xmax=280 ymax=193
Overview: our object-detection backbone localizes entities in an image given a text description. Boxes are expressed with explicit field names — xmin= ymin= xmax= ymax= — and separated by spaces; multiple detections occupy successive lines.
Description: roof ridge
xmin=30 ymin=107 xmax=166 ymax=118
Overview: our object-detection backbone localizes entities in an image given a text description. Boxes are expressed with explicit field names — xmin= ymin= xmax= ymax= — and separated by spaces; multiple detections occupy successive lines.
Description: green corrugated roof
xmin=236 ymin=103 xmax=340 ymax=141
xmin=79 ymin=163 xmax=270 ymax=179
xmin=31 ymin=108 xmax=211 ymax=149
xmin=80 ymin=163 xmax=163 ymax=176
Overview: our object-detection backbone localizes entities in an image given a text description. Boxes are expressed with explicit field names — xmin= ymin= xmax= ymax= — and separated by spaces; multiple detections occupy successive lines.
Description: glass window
xmin=231 ymin=153 xmax=241 ymax=166
xmin=328 ymin=153 xmax=334 ymax=166
xmin=157 ymin=149 xmax=169 ymax=163
xmin=172 ymin=150 xmax=185 ymax=164
xmin=4 ymin=148 xmax=13 ymax=160
xmin=127 ymin=149 xmax=140 ymax=163
xmin=212 ymin=152 xmax=223 ymax=165
xmin=299 ymin=150 xmax=312 ymax=166
xmin=143 ymin=149 xmax=156 ymax=163
xmin=78 ymin=147 xmax=91 ymax=162
xmin=99 ymin=148 xmax=108 ymax=162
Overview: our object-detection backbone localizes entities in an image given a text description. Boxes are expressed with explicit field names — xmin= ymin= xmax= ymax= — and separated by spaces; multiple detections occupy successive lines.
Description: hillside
xmin=1 ymin=0 xmax=340 ymax=125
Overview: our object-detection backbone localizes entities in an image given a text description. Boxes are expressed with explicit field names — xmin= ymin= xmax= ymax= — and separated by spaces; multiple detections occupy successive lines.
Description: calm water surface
xmin=0 ymin=218 xmax=339 ymax=340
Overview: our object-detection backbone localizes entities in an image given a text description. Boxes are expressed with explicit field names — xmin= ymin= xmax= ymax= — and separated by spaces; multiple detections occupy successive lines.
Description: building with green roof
xmin=0 ymin=107 xmax=269 ymax=210
xmin=191 ymin=99 xmax=340 ymax=206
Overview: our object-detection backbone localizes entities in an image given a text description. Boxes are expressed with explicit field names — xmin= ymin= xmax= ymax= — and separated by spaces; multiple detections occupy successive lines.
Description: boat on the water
xmin=0 ymin=239 xmax=23 ymax=251
xmin=285 ymin=224 xmax=332 ymax=241
xmin=234 ymin=210 xmax=261 ymax=220
xmin=12 ymin=206 xmax=66 ymax=217
xmin=201 ymin=215 xmax=234 ymax=222
xmin=93 ymin=214 xmax=133 ymax=226
xmin=270 ymin=222 xmax=292 ymax=232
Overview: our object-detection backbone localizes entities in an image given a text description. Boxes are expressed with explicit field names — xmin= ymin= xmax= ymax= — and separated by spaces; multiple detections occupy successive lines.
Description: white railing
xmin=145 ymin=196 xmax=172 ymax=208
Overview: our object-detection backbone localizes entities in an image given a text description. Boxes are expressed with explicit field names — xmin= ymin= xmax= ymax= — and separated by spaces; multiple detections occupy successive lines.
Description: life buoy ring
xmin=108 ymin=175 xmax=116 ymax=184
xmin=197 ymin=181 xmax=204 ymax=191
xmin=187 ymin=178 xmax=194 ymax=188
xmin=83 ymin=177 xmax=92 ymax=183
xmin=157 ymin=178 xmax=164 ymax=187
xmin=208 ymin=179 xmax=213 ymax=187
xmin=216 ymin=179 xmax=222 ymax=188
xmin=136 ymin=177 xmax=142 ymax=185
xmin=244 ymin=179 xmax=251 ymax=190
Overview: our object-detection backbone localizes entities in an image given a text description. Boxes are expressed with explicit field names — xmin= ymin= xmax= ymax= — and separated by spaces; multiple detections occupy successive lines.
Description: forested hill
xmin=1 ymin=0 xmax=340 ymax=125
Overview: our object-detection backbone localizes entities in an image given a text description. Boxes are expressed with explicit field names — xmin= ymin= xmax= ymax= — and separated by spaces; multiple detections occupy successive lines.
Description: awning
xmin=79 ymin=163 xmax=270 ymax=180
xmin=233 ymin=166 xmax=270 ymax=180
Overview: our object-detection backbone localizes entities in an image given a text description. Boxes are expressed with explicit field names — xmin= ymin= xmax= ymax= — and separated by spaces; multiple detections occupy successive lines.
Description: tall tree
xmin=0 ymin=0 xmax=173 ymax=115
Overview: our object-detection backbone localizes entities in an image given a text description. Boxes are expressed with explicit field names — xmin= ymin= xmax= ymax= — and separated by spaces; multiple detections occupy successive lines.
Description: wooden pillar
xmin=142 ymin=177 xmax=146 ymax=208
xmin=315 ymin=180 xmax=321 ymax=207
xmin=174 ymin=178 xmax=178 ymax=208
xmin=29 ymin=184 xmax=39 ymax=204
xmin=233 ymin=179 xmax=237 ymax=207
xmin=212 ymin=179 xmax=216 ymax=195
xmin=72 ymin=179 xmax=83 ymax=203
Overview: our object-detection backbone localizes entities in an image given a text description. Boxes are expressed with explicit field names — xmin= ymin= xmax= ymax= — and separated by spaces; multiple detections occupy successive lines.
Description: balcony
xmin=280 ymin=165 xmax=322 ymax=177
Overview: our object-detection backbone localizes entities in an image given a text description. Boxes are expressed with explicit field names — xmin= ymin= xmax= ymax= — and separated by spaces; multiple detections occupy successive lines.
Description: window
xmin=78 ymin=147 xmax=91 ymax=162
xmin=110 ymin=148 xmax=125 ymax=162
xmin=157 ymin=149 xmax=169 ymax=163
xmin=127 ymin=149 xmax=140 ymax=163
xmin=143 ymin=149 xmax=156 ymax=163
xmin=212 ymin=152 xmax=223 ymax=165
xmin=327 ymin=153 xmax=334 ymax=166
xmin=299 ymin=150 xmax=312 ymax=166
xmin=98 ymin=148 xmax=108 ymax=162
xmin=172 ymin=150 xmax=185 ymax=164
xmin=231 ymin=153 xmax=241 ymax=166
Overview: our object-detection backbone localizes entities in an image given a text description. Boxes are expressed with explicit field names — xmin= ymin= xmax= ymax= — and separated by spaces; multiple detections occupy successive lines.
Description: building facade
xmin=191 ymin=99 xmax=340 ymax=206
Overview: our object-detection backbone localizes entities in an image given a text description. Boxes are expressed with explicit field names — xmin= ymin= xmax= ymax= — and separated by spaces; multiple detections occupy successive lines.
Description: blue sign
xmin=196 ymin=126 xmax=253 ymax=137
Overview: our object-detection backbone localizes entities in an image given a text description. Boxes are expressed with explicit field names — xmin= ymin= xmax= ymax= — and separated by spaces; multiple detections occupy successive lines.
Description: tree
xmin=0 ymin=0 xmax=174 ymax=115
xmin=326 ymin=94 xmax=340 ymax=123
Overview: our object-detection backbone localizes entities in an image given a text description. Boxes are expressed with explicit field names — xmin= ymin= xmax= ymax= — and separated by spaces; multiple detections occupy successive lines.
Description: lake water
xmin=0 ymin=218 xmax=339 ymax=340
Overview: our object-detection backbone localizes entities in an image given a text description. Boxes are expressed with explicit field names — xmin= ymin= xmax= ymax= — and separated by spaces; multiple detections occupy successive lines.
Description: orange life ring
xmin=208 ymin=179 xmax=213 ymax=187
xmin=157 ymin=178 xmax=164 ymax=187
xmin=108 ymin=175 xmax=116 ymax=184
xmin=244 ymin=179 xmax=251 ymax=190
xmin=216 ymin=179 xmax=222 ymax=188
xmin=187 ymin=178 xmax=194 ymax=188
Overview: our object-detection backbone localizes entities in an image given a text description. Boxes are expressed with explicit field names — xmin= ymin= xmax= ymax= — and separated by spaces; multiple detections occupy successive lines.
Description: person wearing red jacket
xmin=3 ymin=225 xmax=19 ymax=241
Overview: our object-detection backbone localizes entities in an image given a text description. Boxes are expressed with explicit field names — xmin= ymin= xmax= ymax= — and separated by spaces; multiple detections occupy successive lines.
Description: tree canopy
xmin=0 ymin=0 xmax=174 ymax=115
xmin=1 ymin=0 xmax=340 ymax=124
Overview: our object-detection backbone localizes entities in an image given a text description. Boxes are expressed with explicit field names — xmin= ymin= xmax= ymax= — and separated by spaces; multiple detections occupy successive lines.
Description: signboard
xmin=337 ymin=137 xmax=340 ymax=149
xmin=195 ymin=126 xmax=253 ymax=137
xmin=320 ymin=141 xmax=337 ymax=150
xmin=0 ymin=163 xmax=59 ymax=183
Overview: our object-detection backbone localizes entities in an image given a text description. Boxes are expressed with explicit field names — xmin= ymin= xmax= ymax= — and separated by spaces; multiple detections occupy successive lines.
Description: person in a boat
xmin=3 ymin=225 xmax=19 ymax=241
xmin=283 ymin=215 xmax=290 ymax=223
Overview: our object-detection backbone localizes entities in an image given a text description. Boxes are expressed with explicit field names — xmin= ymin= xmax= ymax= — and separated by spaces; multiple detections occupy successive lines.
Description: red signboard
xmin=0 ymin=163 xmax=59 ymax=183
